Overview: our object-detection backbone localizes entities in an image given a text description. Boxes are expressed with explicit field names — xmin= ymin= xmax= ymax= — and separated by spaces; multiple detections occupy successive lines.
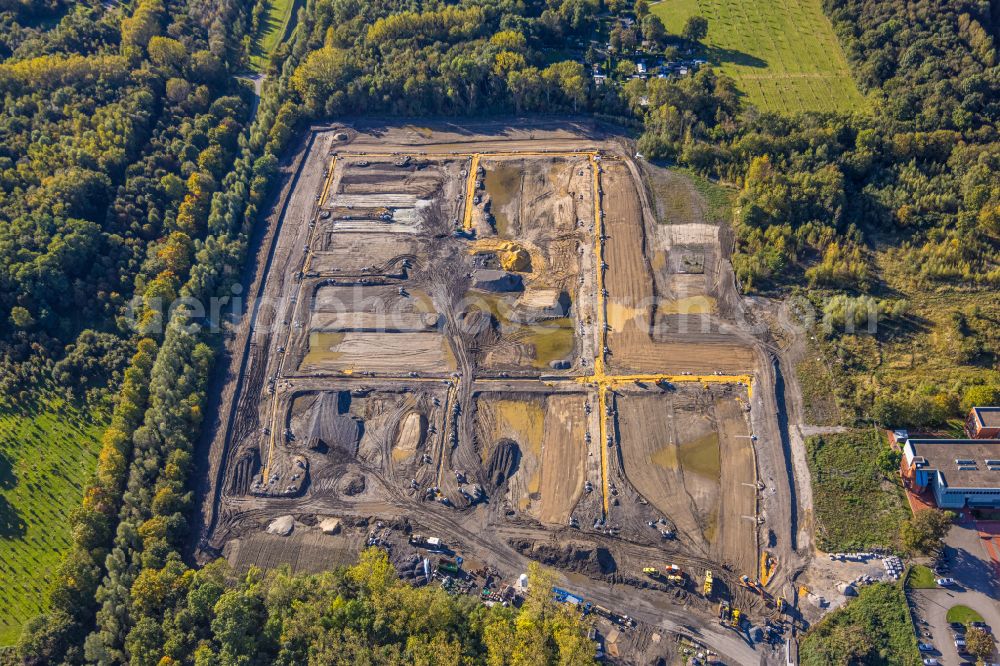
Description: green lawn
xmin=907 ymin=565 xmax=936 ymax=589
xmin=800 ymin=583 xmax=921 ymax=666
xmin=652 ymin=0 xmax=866 ymax=114
xmin=250 ymin=0 xmax=301 ymax=70
xmin=946 ymin=605 xmax=984 ymax=625
xmin=806 ymin=429 xmax=910 ymax=552
xmin=0 ymin=397 xmax=104 ymax=645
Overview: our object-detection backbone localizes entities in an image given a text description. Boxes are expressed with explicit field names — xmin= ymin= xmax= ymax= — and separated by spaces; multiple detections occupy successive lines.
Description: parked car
xmin=923 ymin=659 xmax=939 ymax=666
xmin=950 ymin=622 xmax=966 ymax=631
xmin=935 ymin=577 xmax=957 ymax=586
xmin=969 ymin=621 xmax=991 ymax=633
xmin=955 ymin=637 xmax=967 ymax=652
xmin=917 ymin=642 xmax=934 ymax=652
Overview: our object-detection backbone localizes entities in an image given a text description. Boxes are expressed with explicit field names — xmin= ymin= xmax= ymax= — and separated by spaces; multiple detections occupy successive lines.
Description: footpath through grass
xmin=806 ymin=429 xmax=910 ymax=552
xmin=800 ymin=582 xmax=921 ymax=666
xmin=652 ymin=0 xmax=865 ymax=114
xmin=0 ymin=397 xmax=104 ymax=645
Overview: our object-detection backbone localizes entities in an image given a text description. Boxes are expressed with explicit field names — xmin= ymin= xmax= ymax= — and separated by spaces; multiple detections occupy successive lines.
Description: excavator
xmin=739 ymin=575 xmax=786 ymax=613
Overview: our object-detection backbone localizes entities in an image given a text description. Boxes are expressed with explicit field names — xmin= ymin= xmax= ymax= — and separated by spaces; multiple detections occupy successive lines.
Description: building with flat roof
xmin=966 ymin=406 xmax=1000 ymax=439
xmin=902 ymin=438 xmax=1000 ymax=509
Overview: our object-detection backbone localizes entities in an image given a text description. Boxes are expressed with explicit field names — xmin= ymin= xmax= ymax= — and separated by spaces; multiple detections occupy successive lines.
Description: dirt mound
xmin=301 ymin=392 xmax=361 ymax=456
xmin=266 ymin=515 xmax=295 ymax=536
xmin=508 ymin=538 xmax=617 ymax=576
xmin=485 ymin=438 xmax=521 ymax=489
xmin=393 ymin=412 xmax=426 ymax=462
xmin=338 ymin=472 xmax=366 ymax=496
xmin=318 ymin=517 xmax=342 ymax=534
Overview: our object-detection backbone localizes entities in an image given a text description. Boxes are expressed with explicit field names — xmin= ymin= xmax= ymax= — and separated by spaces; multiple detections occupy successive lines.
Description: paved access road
xmin=908 ymin=518 xmax=1000 ymax=666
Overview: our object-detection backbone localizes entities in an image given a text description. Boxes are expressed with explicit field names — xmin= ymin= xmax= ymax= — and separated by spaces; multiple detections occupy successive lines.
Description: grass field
xmin=652 ymin=0 xmax=866 ymax=114
xmin=250 ymin=0 xmax=301 ymax=71
xmin=642 ymin=165 xmax=735 ymax=227
xmin=0 ymin=397 xmax=104 ymax=645
xmin=946 ymin=605 xmax=984 ymax=625
xmin=806 ymin=429 xmax=910 ymax=552
xmin=906 ymin=564 xmax=936 ymax=589
xmin=795 ymin=352 xmax=841 ymax=426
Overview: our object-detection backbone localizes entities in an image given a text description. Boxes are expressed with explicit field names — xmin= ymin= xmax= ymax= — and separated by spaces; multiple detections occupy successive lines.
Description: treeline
xmin=290 ymin=0 xmax=620 ymax=117
xmin=0 ymin=0 xmax=253 ymax=400
xmin=6 ymin=0 xmax=260 ymax=661
xmin=108 ymin=550 xmax=594 ymax=665
xmin=17 ymin=0 xmax=305 ymax=660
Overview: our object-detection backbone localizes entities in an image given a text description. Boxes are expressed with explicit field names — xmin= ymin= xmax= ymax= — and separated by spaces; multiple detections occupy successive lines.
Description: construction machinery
xmin=645 ymin=564 xmax=684 ymax=585
xmin=760 ymin=551 xmax=777 ymax=585
xmin=703 ymin=570 xmax=713 ymax=596
xmin=718 ymin=602 xmax=742 ymax=629
xmin=739 ymin=575 xmax=787 ymax=614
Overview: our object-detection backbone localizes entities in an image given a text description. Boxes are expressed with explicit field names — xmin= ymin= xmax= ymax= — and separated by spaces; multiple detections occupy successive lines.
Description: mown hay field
xmin=653 ymin=0 xmax=866 ymax=114
xmin=0 ymin=398 xmax=104 ymax=645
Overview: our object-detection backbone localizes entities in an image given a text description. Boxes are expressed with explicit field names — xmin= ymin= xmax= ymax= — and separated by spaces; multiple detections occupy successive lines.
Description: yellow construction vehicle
xmin=642 ymin=567 xmax=660 ymax=578
xmin=760 ymin=551 xmax=777 ymax=585
xmin=730 ymin=609 xmax=741 ymax=628
xmin=703 ymin=570 xmax=713 ymax=596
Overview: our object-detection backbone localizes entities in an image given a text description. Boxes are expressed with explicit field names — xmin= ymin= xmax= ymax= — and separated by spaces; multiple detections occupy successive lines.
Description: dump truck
xmin=642 ymin=567 xmax=661 ymax=579
xmin=703 ymin=570 xmax=713 ymax=596
xmin=593 ymin=605 xmax=613 ymax=619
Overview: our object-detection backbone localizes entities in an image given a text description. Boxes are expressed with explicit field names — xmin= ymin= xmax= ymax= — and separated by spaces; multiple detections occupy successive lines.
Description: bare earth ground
xmin=192 ymin=120 xmax=810 ymax=665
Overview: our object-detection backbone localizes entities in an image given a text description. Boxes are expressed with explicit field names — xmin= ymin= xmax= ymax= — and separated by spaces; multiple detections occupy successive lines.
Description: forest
xmin=0 ymin=0 xmax=997 ymax=663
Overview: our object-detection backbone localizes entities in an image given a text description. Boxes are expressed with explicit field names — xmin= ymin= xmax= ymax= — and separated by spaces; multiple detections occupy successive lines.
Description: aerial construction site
xmin=195 ymin=121 xmax=804 ymax=664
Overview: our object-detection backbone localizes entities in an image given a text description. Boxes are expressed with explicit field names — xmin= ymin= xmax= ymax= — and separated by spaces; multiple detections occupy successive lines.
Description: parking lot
xmin=907 ymin=516 xmax=1000 ymax=666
